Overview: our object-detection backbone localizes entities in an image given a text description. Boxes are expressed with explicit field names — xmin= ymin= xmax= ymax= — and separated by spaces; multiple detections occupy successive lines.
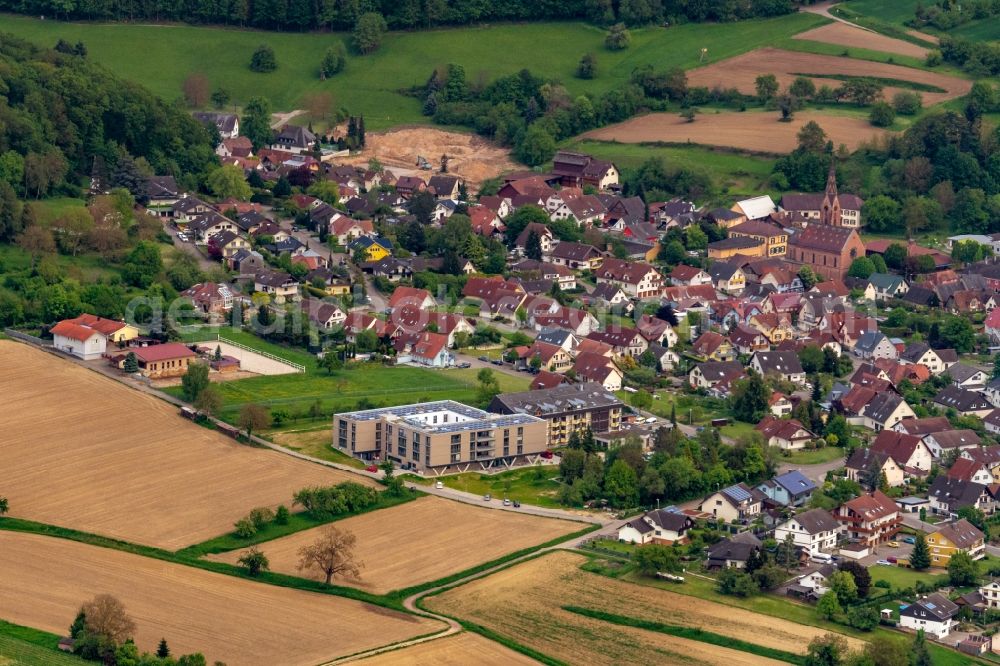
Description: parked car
xmin=887 ymin=556 xmax=897 ymax=564
xmin=503 ymin=498 xmax=511 ymax=506
xmin=644 ymin=417 xmax=657 ymax=424
xmin=478 ymin=355 xmax=489 ymax=362
xmin=491 ymin=359 xmax=504 ymax=366
xmin=483 ymin=494 xmax=491 ymax=501
xmin=435 ymin=481 xmax=444 ymax=489
xmin=887 ymin=541 xmax=899 ymax=548
xmin=876 ymin=559 xmax=892 ymax=566
xmin=540 ymin=450 xmax=554 ymax=459
xmin=176 ymin=233 xmax=188 ymax=242
xmin=902 ymin=536 xmax=916 ymax=545
xmin=513 ymin=500 xmax=521 ymax=508
xmin=457 ymin=362 xmax=472 ymax=368
xmin=365 ymin=464 xmax=378 ymax=473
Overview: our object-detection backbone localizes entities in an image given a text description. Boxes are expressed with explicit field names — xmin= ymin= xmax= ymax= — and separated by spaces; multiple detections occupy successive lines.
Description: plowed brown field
xmin=427 ymin=551 xmax=863 ymax=666
xmin=0 ymin=341 xmax=375 ymax=549
xmin=584 ymin=110 xmax=887 ymax=153
xmin=687 ymin=47 xmax=970 ymax=105
xmin=793 ymin=23 xmax=930 ymax=58
xmin=209 ymin=496 xmax=580 ymax=593
xmin=352 ymin=632 xmax=540 ymax=666
xmin=0 ymin=532 xmax=440 ymax=666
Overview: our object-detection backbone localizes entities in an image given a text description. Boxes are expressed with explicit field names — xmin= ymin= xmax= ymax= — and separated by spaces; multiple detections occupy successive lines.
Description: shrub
xmin=274 ymin=505 xmax=290 ymax=525
xmin=605 ymin=23 xmax=631 ymax=51
xmin=248 ymin=506 xmax=275 ymax=530
xmin=249 ymin=44 xmax=276 ymax=73
xmin=869 ymin=101 xmax=896 ymax=127
xmin=892 ymin=91 xmax=923 ymax=115
xmin=233 ymin=517 xmax=257 ymax=539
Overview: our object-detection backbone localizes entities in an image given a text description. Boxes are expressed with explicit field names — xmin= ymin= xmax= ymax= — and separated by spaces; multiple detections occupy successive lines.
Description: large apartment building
xmin=488 ymin=384 xmax=624 ymax=447
xmin=333 ymin=401 xmax=547 ymax=474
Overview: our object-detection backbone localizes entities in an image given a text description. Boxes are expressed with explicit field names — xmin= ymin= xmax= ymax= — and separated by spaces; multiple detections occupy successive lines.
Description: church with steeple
xmin=780 ymin=161 xmax=864 ymax=229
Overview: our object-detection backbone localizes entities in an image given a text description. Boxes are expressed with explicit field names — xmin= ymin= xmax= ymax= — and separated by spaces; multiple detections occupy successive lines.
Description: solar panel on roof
xmin=724 ymin=485 xmax=751 ymax=502
xmin=925 ymin=602 xmax=936 ymax=610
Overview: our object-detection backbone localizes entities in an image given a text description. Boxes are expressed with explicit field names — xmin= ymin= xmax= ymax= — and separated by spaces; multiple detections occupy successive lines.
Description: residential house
xmin=749 ymin=312 xmax=795 ymax=344
xmin=708 ymin=262 xmax=746 ymax=295
xmin=635 ymin=314 xmax=677 ymax=348
xmin=845 ymin=448 xmax=905 ymax=489
xmin=573 ymin=351 xmax=624 ymax=391
xmin=986 ymin=308 xmax=1000 ymax=343
xmin=669 ymin=264 xmax=712 ymax=286
xmin=388 ymin=286 xmax=436 ymax=312
xmin=945 ymin=364 xmax=988 ymax=390
xmin=705 ymin=532 xmax=762 ymax=569
xmin=755 ymin=416 xmax=814 ymax=450
xmin=863 ymin=273 xmax=909 ymax=301
xmin=546 ymin=242 xmax=604 ymax=270
xmin=731 ymin=195 xmax=776 ymax=221
xmin=899 ymin=343 xmax=949 ymax=375
xmin=50 ymin=318 xmax=114 ymax=360
xmin=708 ymin=236 xmax=765 ymax=259
xmin=980 ymin=581 xmax=1000 ymax=610
xmin=192 ymin=112 xmax=239 ymax=139
xmin=698 ymin=483 xmax=765 ymax=524
xmin=727 ymin=219 xmax=788 ymax=257
xmin=645 ymin=343 xmax=680 ymax=372
xmin=796 ymin=565 xmax=836 ymax=596
xmin=617 ymin=509 xmax=695 ymax=545
xmin=899 ymin=593 xmax=959 ymax=640
xmin=348 ymin=236 xmax=393 ymax=262
xmin=551 ymin=151 xmax=619 ymax=189
xmin=394 ymin=331 xmax=452 ymax=368
xmin=254 ymin=271 xmax=300 ymax=304
xmin=593 ymin=258 xmax=663 ymax=299
xmin=860 ymin=391 xmax=915 ymax=432
xmin=756 ymin=470 xmax=816 ymax=507
xmin=535 ymin=328 xmax=579 ymax=353
xmin=933 ymin=386 xmax=992 ymax=417
xmin=515 ymin=223 xmax=554 ymax=256
xmin=181 ymin=282 xmax=234 ymax=315
xmin=520 ymin=341 xmax=573 ymax=373
xmin=834 ymin=490 xmax=902 ymax=547
xmin=329 ymin=216 xmax=374 ymax=246
xmin=786 ymin=225 xmax=865 ymax=281
xmin=928 ymin=477 xmax=994 ymax=516
xmin=110 ymin=342 xmax=196 ymax=378
xmin=894 ymin=416 xmax=952 ymax=436
xmin=871 ymin=430 xmax=933 ymax=474
xmin=853 ymin=331 xmax=897 ymax=360
xmin=775 ymin=508 xmax=840 ymax=555
xmin=689 ymin=360 xmax=746 ymax=391
xmin=729 ymin=324 xmax=769 ymax=355
xmin=300 ymin=299 xmax=346 ymax=330
xmin=271 ymin=125 xmax=316 ymax=154
xmin=587 ymin=283 xmax=632 ymax=312
xmin=924 ymin=429 xmax=982 ymax=459
xmin=769 ymin=391 xmax=793 ymax=417
xmin=427 ymin=174 xmax=462 ymax=199
xmin=946 ymin=458 xmax=995 ymax=485
xmin=586 ymin=328 xmax=648 ymax=358
xmin=750 ymin=350 xmax=805 ymax=385
xmin=690 ymin=331 xmax=734 ymax=361
xmin=532 ymin=308 xmax=600 ymax=337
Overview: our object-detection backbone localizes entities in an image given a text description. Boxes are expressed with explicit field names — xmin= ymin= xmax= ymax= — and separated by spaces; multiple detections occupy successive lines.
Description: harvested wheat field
xmin=352 ymin=632 xmax=540 ymax=666
xmin=688 ymin=47 xmax=970 ymax=105
xmin=209 ymin=496 xmax=580 ymax=593
xmin=585 ymin=110 xmax=888 ymax=153
xmin=793 ymin=23 xmax=930 ymax=58
xmin=0 ymin=532 xmax=439 ymax=666
xmin=0 ymin=341 xmax=376 ymax=549
xmin=427 ymin=551 xmax=863 ymax=666
xmin=339 ymin=127 xmax=518 ymax=187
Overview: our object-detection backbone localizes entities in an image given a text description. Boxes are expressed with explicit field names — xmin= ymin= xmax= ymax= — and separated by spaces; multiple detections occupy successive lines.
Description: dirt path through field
xmin=584 ymin=110 xmax=888 ymax=153
xmin=350 ymin=632 xmax=540 ymax=665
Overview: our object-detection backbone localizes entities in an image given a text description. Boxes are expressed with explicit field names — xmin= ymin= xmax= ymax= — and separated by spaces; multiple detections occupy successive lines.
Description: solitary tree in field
xmin=249 ymin=44 xmax=277 ymax=72
xmin=238 ymin=404 xmax=272 ymax=441
xmin=237 ymin=546 xmax=270 ymax=577
xmin=79 ymin=594 xmax=136 ymax=646
xmin=181 ymin=362 xmax=210 ymax=402
xmin=297 ymin=526 xmax=363 ymax=585
xmin=182 ymin=73 xmax=210 ymax=107
xmin=211 ymin=87 xmax=230 ymax=109
xmin=0 ymin=496 xmax=7 ymax=515
xmin=157 ymin=639 xmax=171 ymax=658
xmin=193 ymin=385 xmax=222 ymax=416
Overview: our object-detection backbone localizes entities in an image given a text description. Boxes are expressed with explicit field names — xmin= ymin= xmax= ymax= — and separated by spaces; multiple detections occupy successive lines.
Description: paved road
xmin=778 ymin=456 xmax=845 ymax=484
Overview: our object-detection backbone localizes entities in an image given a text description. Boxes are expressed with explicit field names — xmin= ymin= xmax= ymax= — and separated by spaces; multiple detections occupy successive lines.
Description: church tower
xmin=820 ymin=161 xmax=842 ymax=226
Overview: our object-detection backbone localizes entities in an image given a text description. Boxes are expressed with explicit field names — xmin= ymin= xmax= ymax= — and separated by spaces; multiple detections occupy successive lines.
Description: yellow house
xmin=927 ymin=519 xmax=985 ymax=567
xmin=728 ymin=220 xmax=788 ymax=257
xmin=707 ymin=236 xmax=765 ymax=259
xmin=350 ymin=236 xmax=393 ymax=262
xmin=749 ymin=313 xmax=795 ymax=343
xmin=320 ymin=280 xmax=351 ymax=297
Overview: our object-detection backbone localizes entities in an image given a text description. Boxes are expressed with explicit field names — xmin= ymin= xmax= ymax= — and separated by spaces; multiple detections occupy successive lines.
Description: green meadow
xmin=0 ymin=12 xmax=826 ymax=128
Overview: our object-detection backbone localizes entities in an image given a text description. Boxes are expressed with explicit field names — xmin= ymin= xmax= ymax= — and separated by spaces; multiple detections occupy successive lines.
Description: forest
xmin=0 ymin=0 xmax=795 ymax=31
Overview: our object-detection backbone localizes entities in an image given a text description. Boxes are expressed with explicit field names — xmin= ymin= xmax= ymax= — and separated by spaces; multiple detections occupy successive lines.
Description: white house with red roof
xmin=51 ymin=314 xmax=139 ymax=360
xmin=388 ymin=286 xmax=436 ymax=312
xmin=986 ymin=309 xmax=1000 ymax=344
xmin=394 ymin=331 xmax=452 ymax=367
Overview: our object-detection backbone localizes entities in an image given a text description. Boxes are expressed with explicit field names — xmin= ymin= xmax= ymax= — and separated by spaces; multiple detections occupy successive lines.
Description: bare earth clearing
xmin=352 ymin=632 xmax=540 ymax=666
xmin=584 ymin=110 xmax=888 ymax=153
xmin=0 ymin=341 xmax=375 ymax=549
xmin=687 ymin=47 xmax=971 ymax=105
xmin=0 ymin=532 xmax=439 ymax=666
xmin=338 ymin=127 xmax=518 ymax=187
xmin=793 ymin=22 xmax=930 ymax=58
xmin=428 ymin=551 xmax=863 ymax=665
xmin=209 ymin=496 xmax=580 ymax=594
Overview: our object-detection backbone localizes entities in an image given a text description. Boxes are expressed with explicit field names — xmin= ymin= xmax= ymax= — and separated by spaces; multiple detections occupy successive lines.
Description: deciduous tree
xmin=297 ymin=526 xmax=363 ymax=585
xmin=238 ymin=403 xmax=272 ymax=440
xmin=237 ymin=546 xmax=270 ymax=577
xmin=182 ymin=72 xmax=210 ymax=107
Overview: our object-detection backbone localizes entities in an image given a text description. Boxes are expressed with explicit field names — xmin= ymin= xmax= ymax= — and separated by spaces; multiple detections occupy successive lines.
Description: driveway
xmin=778 ymin=457 xmax=844 ymax=485
xmin=163 ymin=224 xmax=218 ymax=272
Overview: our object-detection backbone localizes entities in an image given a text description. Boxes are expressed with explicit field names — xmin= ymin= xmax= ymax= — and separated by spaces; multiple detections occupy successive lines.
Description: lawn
xmin=0 ymin=634 xmax=85 ymax=665
xmin=265 ymin=424 xmax=367 ymax=468
xmin=868 ymin=563 xmax=946 ymax=590
xmin=644 ymin=392 xmax=730 ymax=426
xmin=0 ymin=12 xmax=826 ymax=128
xmin=180 ymin=327 xmax=319 ymax=369
xmin=782 ymin=446 xmax=846 ymax=465
xmin=561 ymin=139 xmax=777 ymax=201
xmin=407 ymin=465 xmax=565 ymax=509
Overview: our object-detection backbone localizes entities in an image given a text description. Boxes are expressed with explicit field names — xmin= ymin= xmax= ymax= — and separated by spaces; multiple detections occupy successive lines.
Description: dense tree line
xmin=0 ymin=0 xmax=793 ymax=31
xmin=0 ymin=34 xmax=217 ymax=198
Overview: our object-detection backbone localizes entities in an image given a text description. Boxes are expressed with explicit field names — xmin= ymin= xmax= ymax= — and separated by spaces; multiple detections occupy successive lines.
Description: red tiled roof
xmin=133 ymin=343 xmax=196 ymax=363
xmin=50 ymin=320 xmax=101 ymax=342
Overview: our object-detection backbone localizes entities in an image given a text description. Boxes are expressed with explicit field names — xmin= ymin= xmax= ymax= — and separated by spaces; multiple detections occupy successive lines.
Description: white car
xmin=434 ymin=481 xmax=443 ymax=489
xmin=176 ymin=233 xmax=188 ymax=242
xmin=876 ymin=559 xmax=893 ymax=566
xmin=645 ymin=417 xmax=657 ymax=424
